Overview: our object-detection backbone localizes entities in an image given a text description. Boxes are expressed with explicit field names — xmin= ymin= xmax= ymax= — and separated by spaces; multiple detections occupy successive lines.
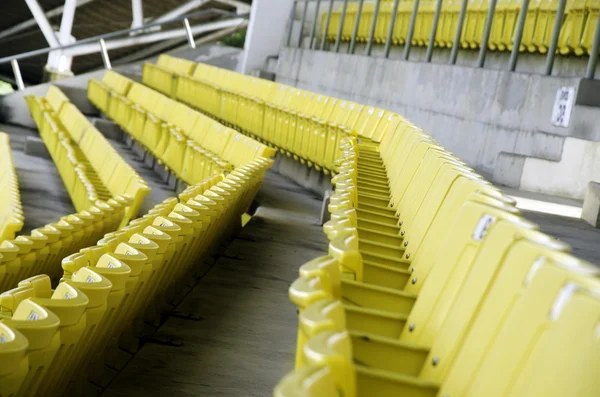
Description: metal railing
xmin=3 ymin=8 xmax=249 ymax=90
xmin=288 ymin=0 xmax=600 ymax=80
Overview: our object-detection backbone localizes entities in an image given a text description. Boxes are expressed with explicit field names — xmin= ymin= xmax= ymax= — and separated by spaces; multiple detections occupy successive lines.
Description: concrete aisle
xmin=102 ymin=171 xmax=329 ymax=397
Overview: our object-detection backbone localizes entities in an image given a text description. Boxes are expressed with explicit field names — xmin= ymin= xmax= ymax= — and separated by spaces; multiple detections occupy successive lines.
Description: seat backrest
xmin=102 ymin=70 xmax=133 ymax=95
xmin=388 ymin=139 xmax=439 ymax=207
xmin=399 ymin=201 xmax=539 ymax=347
xmin=202 ymin=124 xmax=233 ymax=157
xmin=46 ymin=85 xmax=70 ymax=113
xmin=57 ymin=102 xmax=92 ymax=143
xmin=165 ymin=102 xmax=199 ymax=135
xmin=403 ymin=177 xmax=509 ymax=292
xmin=371 ymin=112 xmax=403 ymax=143
xmin=437 ymin=246 xmax=600 ymax=396
xmin=397 ymin=155 xmax=475 ymax=231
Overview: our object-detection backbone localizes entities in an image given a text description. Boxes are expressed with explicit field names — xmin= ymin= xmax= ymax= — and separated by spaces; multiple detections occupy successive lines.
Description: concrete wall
xmin=275 ymin=47 xmax=600 ymax=178
xmin=241 ymin=0 xmax=295 ymax=74
xmin=520 ymin=138 xmax=600 ymax=199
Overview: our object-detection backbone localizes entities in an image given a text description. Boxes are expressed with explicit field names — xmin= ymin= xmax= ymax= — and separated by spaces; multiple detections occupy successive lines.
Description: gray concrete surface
xmin=102 ymin=170 xmax=329 ymax=397
xmin=493 ymin=152 xmax=527 ymax=188
xmin=582 ymin=182 xmax=600 ymax=228
xmin=522 ymin=209 xmax=600 ymax=266
xmin=271 ymin=153 xmax=333 ymax=197
xmin=23 ymin=136 xmax=50 ymax=160
xmin=274 ymin=48 xmax=600 ymax=180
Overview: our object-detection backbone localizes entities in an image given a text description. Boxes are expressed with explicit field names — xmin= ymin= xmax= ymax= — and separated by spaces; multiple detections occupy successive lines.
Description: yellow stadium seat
xmin=0 ymin=321 xmax=29 ymax=397
xmin=1 ymin=299 xmax=61 ymax=397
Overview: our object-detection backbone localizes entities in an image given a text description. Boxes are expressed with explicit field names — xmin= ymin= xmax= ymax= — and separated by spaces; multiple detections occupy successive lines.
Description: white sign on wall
xmin=551 ymin=86 xmax=575 ymax=128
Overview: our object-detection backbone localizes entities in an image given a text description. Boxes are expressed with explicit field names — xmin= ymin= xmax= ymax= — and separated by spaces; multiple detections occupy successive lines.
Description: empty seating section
xmin=0 ymin=159 xmax=273 ymax=397
xmin=321 ymin=0 xmax=600 ymax=56
xmin=25 ymin=86 xmax=149 ymax=224
xmin=126 ymin=55 xmax=600 ymax=396
xmin=0 ymin=194 xmax=128 ymax=294
xmin=0 ymin=133 xmax=23 ymax=242
xmin=143 ymin=55 xmax=400 ymax=175
xmin=275 ymin=134 xmax=600 ymax=396
xmin=8 ymin=51 xmax=597 ymax=397
xmin=87 ymin=68 xmax=275 ymax=186
xmin=0 ymin=58 xmax=279 ymax=397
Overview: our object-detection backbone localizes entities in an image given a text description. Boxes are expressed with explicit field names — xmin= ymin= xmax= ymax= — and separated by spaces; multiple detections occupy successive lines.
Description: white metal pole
xmin=132 ymin=0 xmax=144 ymax=28
xmin=11 ymin=60 xmax=25 ymax=91
xmin=24 ymin=0 xmax=60 ymax=47
xmin=99 ymin=38 xmax=112 ymax=69
xmin=184 ymin=18 xmax=196 ymax=48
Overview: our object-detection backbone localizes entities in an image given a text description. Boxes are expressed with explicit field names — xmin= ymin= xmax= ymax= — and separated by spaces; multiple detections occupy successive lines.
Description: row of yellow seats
xmin=88 ymin=70 xmax=275 ymax=186
xmin=26 ymin=86 xmax=150 ymax=225
xmin=0 ymin=196 xmax=129 ymax=295
xmin=322 ymin=0 xmax=599 ymax=55
xmin=89 ymin=71 xmax=228 ymax=186
xmin=275 ymin=120 xmax=600 ymax=396
xmin=143 ymin=55 xmax=400 ymax=175
xmin=0 ymin=159 xmax=272 ymax=397
xmin=0 ymin=132 xmax=24 ymax=243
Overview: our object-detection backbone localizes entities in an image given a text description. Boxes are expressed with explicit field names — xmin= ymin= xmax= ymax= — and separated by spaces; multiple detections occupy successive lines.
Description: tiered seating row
xmin=87 ymin=70 xmax=276 ymax=186
xmin=0 ymin=159 xmax=272 ymax=397
xmin=139 ymin=56 xmax=600 ymax=396
xmin=0 ymin=132 xmax=23 ymax=242
xmin=144 ymin=54 xmax=379 ymax=175
xmin=323 ymin=0 xmax=599 ymax=56
xmin=0 ymin=194 xmax=129 ymax=294
xmin=274 ymin=113 xmax=600 ymax=395
xmin=26 ymin=86 xmax=149 ymax=225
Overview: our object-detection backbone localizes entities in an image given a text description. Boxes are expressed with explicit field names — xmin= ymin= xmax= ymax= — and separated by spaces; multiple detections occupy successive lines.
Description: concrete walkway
xmin=503 ymin=187 xmax=600 ymax=266
xmin=102 ymin=171 xmax=329 ymax=397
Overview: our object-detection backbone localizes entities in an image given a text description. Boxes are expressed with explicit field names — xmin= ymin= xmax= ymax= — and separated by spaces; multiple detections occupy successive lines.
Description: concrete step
xmin=495 ymin=137 xmax=600 ymax=199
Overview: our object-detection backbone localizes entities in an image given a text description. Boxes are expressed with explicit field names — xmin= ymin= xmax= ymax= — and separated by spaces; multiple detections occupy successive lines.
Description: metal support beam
xmin=99 ymin=38 xmax=111 ymax=69
xmin=213 ymin=0 xmax=251 ymax=11
xmin=154 ymin=0 xmax=210 ymax=23
xmin=349 ymin=0 xmax=365 ymax=54
xmin=11 ymin=60 xmax=24 ymax=91
xmin=544 ymin=0 xmax=566 ymax=75
xmin=426 ymin=0 xmax=443 ymax=62
xmin=64 ymin=18 xmax=246 ymax=56
xmin=24 ymin=0 xmax=60 ymax=47
xmin=585 ymin=12 xmax=600 ymax=79
xmin=0 ymin=0 xmax=95 ymax=41
xmin=320 ymin=0 xmax=335 ymax=50
xmin=334 ymin=0 xmax=349 ymax=53
xmin=508 ymin=0 xmax=530 ymax=71
xmin=114 ymin=21 xmax=247 ymax=65
xmin=476 ymin=0 xmax=497 ymax=67
xmin=449 ymin=0 xmax=468 ymax=64
xmin=403 ymin=0 xmax=420 ymax=60
xmin=59 ymin=0 xmax=77 ymax=43
xmin=365 ymin=0 xmax=382 ymax=56
xmin=298 ymin=0 xmax=310 ymax=48
xmin=131 ymin=0 xmax=144 ymax=28
xmin=309 ymin=0 xmax=322 ymax=49
xmin=45 ymin=0 xmax=78 ymax=73
xmin=384 ymin=0 xmax=401 ymax=58
xmin=183 ymin=18 xmax=196 ymax=48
